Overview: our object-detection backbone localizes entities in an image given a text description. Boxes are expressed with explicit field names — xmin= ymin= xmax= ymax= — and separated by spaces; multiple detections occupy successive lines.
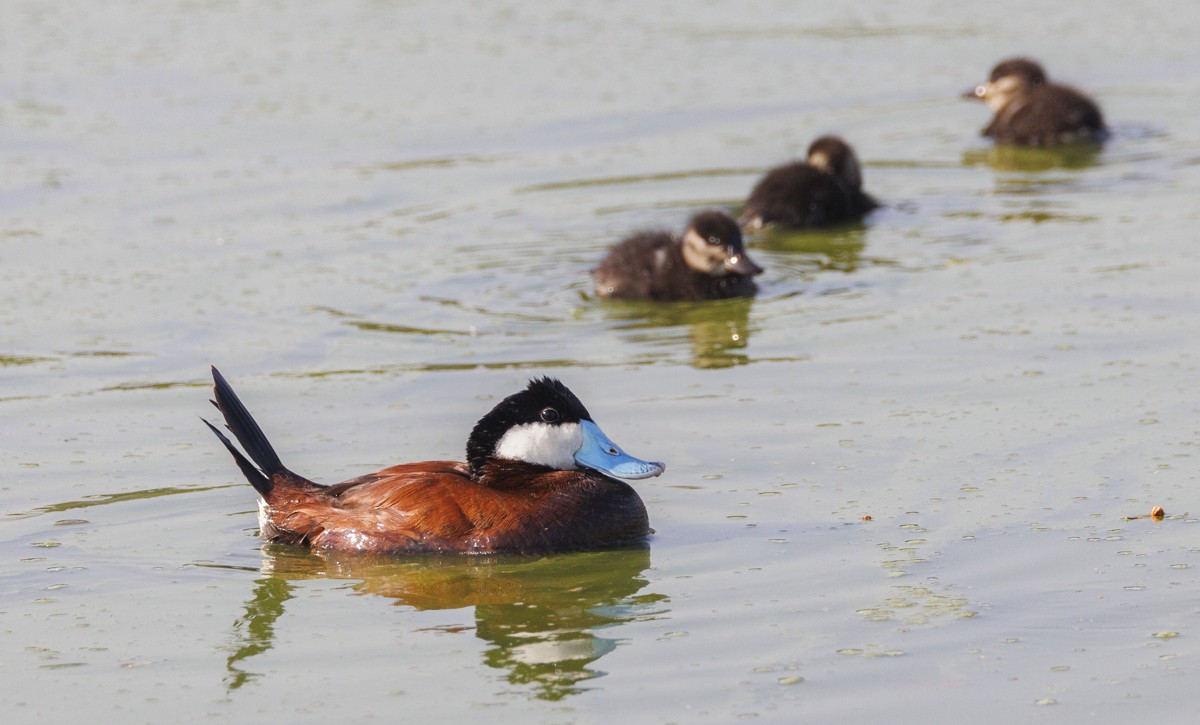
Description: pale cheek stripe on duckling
xmin=494 ymin=422 xmax=584 ymax=470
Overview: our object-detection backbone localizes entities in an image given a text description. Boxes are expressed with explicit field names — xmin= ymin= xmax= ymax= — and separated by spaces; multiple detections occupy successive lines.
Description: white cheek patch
xmin=494 ymin=422 xmax=583 ymax=470
xmin=682 ymin=230 xmax=727 ymax=275
xmin=808 ymin=150 xmax=831 ymax=173
xmin=985 ymin=77 xmax=1023 ymax=111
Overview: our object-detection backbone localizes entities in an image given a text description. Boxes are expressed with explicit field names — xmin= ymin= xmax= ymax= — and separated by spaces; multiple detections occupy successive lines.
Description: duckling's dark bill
xmin=724 ymin=252 xmax=763 ymax=276
xmin=575 ymin=419 xmax=665 ymax=480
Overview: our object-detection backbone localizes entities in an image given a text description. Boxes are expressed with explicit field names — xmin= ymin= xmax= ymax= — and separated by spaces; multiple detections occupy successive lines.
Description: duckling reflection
xmin=752 ymin=225 xmax=873 ymax=274
xmin=224 ymin=544 xmax=664 ymax=701
xmin=961 ymin=142 xmax=1103 ymax=172
xmin=600 ymin=296 xmax=755 ymax=369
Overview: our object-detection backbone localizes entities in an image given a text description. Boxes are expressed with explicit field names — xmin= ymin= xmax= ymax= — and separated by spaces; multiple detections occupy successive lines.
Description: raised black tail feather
xmin=202 ymin=417 xmax=273 ymax=497
xmin=207 ymin=366 xmax=285 ymax=498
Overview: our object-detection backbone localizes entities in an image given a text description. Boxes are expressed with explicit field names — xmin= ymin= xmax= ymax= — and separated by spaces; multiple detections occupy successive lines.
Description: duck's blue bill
xmin=575 ymin=420 xmax=665 ymax=480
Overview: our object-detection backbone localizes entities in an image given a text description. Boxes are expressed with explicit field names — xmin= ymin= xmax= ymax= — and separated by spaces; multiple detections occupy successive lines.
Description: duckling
xmin=739 ymin=136 xmax=878 ymax=231
xmin=592 ymin=210 xmax=763 ymax=302
xmin=203 ymin=367 xmax=664 ymax=555
xmin=965 ymin=57 xmax=1107 ymax=146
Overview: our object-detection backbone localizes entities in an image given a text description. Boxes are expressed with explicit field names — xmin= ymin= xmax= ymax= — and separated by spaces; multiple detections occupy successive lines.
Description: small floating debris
xmin=1124 ymin=505 xmax=1169 ymax=521
xmin=860 ymin=515 xmax=873 ymax=521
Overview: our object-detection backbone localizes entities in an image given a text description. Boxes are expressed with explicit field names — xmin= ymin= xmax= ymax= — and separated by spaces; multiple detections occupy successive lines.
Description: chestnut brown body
xmin=256 ymin=460 xmax=649 ymax=555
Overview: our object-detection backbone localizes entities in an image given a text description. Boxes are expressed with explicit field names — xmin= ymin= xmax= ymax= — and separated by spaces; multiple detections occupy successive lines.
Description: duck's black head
xmin=681 ymin=210 xmax=764 ymax=278
xmin=806 ymin=135 xmax=864 ymax=190
xmin=966 ymin=57 xmax=1047 ymax=110
xmin=466 ymin=377 xmax=665 ymax=482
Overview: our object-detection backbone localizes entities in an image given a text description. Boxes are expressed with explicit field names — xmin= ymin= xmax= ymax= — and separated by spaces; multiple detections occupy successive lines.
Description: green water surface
xmin=3 ymin=1 xmax=1200 ymax=722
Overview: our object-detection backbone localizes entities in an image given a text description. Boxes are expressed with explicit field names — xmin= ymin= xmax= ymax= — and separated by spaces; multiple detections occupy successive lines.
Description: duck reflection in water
xmin=961 ymin=142 xmax=1104 ymax=173
xmin=751 ymin=224 xmax=878 ymax=275
xmin=600 ymin=296 xmax=756 ymax=369
xmin=224 ymin=544 xmax=665 ymax=701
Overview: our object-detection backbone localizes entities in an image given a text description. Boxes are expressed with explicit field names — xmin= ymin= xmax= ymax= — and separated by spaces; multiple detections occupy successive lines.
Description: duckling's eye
xmin=540 ymin=407 xmax=560 ymax=423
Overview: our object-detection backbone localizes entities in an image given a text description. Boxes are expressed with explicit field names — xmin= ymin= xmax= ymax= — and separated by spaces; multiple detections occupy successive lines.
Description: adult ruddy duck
xmin=203 ymin=367 xmax=664 ymax=555
xmin=592 ymin=210 xmax=763 ymax=301
xmin=740 ymin=136 xmax=878 ymax=231
xmin=965 ymin=57 xmax=1107 ymax=146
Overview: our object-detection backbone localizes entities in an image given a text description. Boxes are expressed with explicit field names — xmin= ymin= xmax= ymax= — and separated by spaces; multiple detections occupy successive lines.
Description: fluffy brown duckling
xmin=739 ymin=136 xmax=878 ymax=231
xmin=965 ymin=57 xmax=1107 ymax=146
xmin=592 ymin=210 xmax=763 ymax=302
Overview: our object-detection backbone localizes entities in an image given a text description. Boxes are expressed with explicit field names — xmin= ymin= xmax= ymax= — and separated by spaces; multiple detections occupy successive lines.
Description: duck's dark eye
xmin=540 ymin=407 xmax=560 ymax=423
